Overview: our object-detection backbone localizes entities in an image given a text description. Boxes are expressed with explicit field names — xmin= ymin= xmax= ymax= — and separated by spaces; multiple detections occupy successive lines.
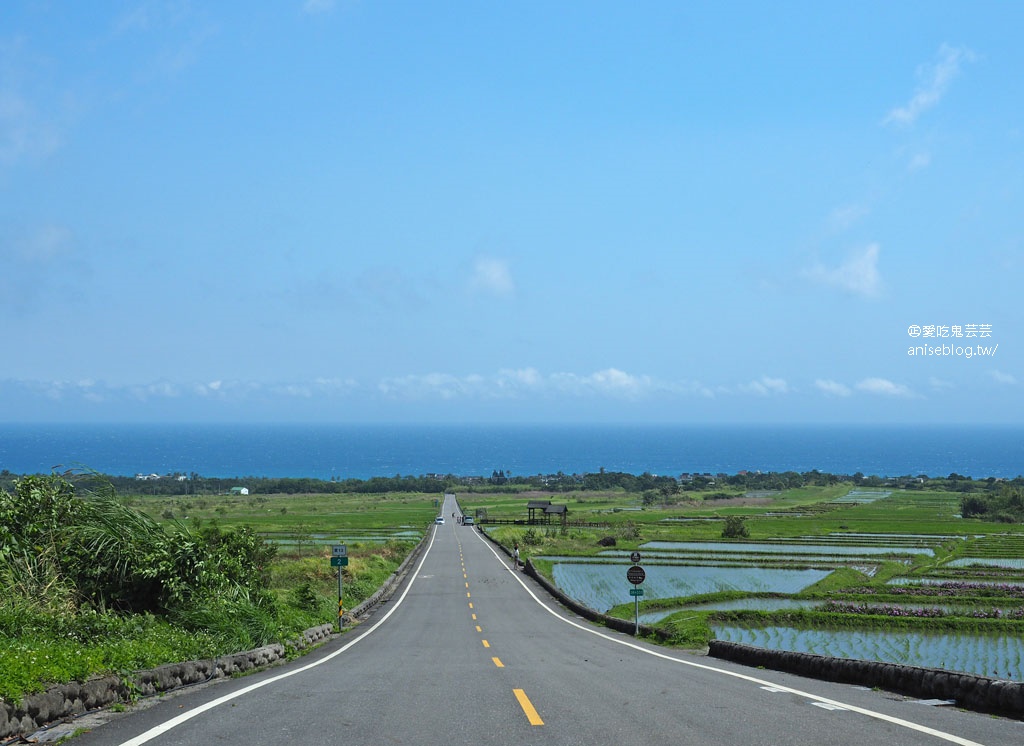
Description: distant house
xmin=230 ymin=486 xmax=249 ymax=496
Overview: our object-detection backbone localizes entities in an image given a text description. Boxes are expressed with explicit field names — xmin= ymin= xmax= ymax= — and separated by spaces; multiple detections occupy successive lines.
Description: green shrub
xmin=721 ymin=516 xmax=749 ymax=539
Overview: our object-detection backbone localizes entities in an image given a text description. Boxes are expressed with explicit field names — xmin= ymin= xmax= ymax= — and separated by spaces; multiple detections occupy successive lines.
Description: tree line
xmin=3 ymin=468 xmax=1021 ymax=499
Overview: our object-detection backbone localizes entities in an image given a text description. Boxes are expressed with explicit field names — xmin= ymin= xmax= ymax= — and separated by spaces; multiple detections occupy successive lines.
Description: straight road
xmin=71 ymin=495 xmax=1023 ymax=745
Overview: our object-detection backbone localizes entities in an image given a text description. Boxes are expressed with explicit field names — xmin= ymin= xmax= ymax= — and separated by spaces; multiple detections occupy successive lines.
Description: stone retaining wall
xmin=0 ymin=624 xmax=334 ymax=740
xmin=709 ymin=640 xmax=1024 ymax=720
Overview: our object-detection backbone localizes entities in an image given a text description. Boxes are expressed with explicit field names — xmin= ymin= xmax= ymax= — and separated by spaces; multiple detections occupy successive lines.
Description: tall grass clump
xmin=0 ymin=473 xmax=313 ymax=702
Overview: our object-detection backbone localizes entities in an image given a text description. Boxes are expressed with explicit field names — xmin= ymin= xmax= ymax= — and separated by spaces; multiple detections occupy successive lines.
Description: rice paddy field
xmin=476 ymin=486 xmax=1024 ymax=681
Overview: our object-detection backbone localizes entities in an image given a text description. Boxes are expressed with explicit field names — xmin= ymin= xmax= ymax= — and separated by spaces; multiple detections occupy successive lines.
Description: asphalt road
xmin=67 ymin=495 xmax=1023 ymax=746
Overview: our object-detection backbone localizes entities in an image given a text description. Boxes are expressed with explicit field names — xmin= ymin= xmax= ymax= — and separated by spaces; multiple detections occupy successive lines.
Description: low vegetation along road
xmin=72 ymin=496 xmax=1021 ymax=746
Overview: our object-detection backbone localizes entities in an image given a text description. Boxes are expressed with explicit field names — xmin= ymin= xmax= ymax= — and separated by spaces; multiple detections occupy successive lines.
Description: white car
xmin=434 ymin=516 xmax=445 ymax=525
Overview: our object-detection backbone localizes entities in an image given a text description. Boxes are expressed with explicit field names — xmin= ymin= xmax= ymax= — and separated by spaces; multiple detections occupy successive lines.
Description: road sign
xmin=332 ymin=544 xmax=348 ymax=557
xmin=630 ymin=551 xmax=642 ymax=564
xmin=626 ymin=565 xmax=646 ymax=585
xmin=331 ymin=556 xmax=349 ymax=567
xmin=629 ymin=587 xmax=644 ymax=597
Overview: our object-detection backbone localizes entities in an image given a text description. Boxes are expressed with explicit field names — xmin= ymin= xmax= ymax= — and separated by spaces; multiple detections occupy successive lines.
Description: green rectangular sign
xmin=330 ymin=556 xmax=349 ymax=567
xmin=629 ymin=587 xmax=644 ymax=597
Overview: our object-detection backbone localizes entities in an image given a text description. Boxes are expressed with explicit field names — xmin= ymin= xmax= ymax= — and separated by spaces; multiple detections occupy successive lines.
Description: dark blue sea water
xmin=1 ymin=423 xmax=1022 ymax=480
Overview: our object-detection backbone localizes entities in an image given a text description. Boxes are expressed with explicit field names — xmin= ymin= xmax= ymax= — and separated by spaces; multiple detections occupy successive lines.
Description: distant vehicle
xmin=434 ymin=516 xmax=445 ymax=525
xmin=463 ymin=515 xmax=474 ymax=526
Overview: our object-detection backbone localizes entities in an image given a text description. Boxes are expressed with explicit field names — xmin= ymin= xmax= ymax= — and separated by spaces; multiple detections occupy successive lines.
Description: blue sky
xmin=1 ymin=1 xmax=1020 ymax=424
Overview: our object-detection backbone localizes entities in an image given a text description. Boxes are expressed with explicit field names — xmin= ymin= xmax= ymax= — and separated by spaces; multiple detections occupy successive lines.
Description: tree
xmin=721 ymin=515 xmax=749 ymax=539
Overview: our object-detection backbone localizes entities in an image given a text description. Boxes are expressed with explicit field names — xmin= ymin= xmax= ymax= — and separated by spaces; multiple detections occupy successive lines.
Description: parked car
xmin=463 ymin=515 xmax=475 ymax=526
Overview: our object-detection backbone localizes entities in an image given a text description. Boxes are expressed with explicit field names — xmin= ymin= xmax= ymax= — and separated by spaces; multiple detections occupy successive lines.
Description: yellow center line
xmin=475 ymin=625 xmax=482 ymax=632
xmin=482 ymin=640 xmax=490 ymax=648
xmin=467 ymin=592 xmax=471 ymax=598
xmin=468 ymin=602 xmax=473 ymax=609
xmin=471 ymin=613 xmax=477 ymax=620
xmin=492 ymin=657 xmax=504 ymax=668
xmin=513 ymin=689 xmax=544 ymax=726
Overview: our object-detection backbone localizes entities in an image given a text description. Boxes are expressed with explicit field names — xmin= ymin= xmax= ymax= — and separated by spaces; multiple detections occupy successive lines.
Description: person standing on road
xmin=512 ymin=542 xmax=520 ymax=568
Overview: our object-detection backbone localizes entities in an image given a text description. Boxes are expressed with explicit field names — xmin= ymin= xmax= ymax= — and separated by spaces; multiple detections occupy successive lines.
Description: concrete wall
xmin=710 ymin=641 xmax=1024 ymax=719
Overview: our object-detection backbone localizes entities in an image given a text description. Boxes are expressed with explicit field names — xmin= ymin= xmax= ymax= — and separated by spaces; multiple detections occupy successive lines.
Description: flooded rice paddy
xmin=544 ymin=530 xmax=1024 ymax=681
xmin=549 ymin=561 xmax=831 ymax=613
xmin=712 ymin=625 xmax=1024 ymax=681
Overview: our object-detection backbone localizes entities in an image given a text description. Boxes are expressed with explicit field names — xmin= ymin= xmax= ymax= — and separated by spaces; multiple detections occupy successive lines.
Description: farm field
xmin=472 ymin=485 xmax=1024 ymax=681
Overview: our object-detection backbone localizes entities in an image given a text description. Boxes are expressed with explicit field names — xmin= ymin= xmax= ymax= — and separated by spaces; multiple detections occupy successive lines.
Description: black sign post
xmin=627 ymin=564 xmax=646 ymax=636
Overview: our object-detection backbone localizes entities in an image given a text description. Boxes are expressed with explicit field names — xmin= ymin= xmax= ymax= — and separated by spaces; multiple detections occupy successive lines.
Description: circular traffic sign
xmin=626 ymin=565 xmax=646 ymax=585
xmin=630 ymin=551 xmax=642 ymax=564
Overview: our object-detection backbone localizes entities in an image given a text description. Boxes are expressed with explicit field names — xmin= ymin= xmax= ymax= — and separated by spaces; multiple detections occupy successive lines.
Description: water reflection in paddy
xmin=638 ymin=541 xmax=934 ymax=556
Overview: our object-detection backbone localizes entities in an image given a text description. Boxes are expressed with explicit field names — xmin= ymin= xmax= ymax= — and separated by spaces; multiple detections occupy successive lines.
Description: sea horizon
xmin=2 ymin=422 xmax=1022 ymax=482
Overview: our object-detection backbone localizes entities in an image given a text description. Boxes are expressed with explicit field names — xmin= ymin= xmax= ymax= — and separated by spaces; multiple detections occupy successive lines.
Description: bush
xmin=722 ymin=516 xmax=749 ymax=539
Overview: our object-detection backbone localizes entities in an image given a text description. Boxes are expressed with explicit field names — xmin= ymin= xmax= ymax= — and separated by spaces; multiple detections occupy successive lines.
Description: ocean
xmin=1 ymin=423 xmax=1022 ymax=481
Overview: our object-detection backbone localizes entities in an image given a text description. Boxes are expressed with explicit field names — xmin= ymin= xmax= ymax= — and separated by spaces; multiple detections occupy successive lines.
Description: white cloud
xmin=303 ymin=0 xmax=336 ymax=14
xmin=855 ymin=377 xmax=914 ymax=397
xmin=739 ymin=377 xmax=790 ymax=396
xmin=803 ymin=243 xmax=881 ymax=298
xmin=496 ymin=367 xmax=544 ymax=390
xmin=0 ymin=38 xmax=63 ymax=166
xmin=469 ymin=256 xmax=515 ymax=298
xmin=108 ymin=3 xmax=217 ymax=77
xmin=587 ymin=368 xmax=652 ymax=395
xmin=378 ymin=367 xmax=664 ymax=401
xmin=16 ymin=224 xmax=73 ymax=262
xmin=908 ymin=151 xmax=932 ymax=171
xmin=928 ymin=376 xmax=954 ymax=391
xmin=814 ymin=379 xmax=852 ymax=397
xmin=378 ymin=373 xmax=474 ymax=400
xmin=0 ymin=90 xmax=62 ymax=165
xmin=140 ymin=381 xmax=178 ymax=398
xmin=990 ymin=370 xmax=1017 ymax=385
xmin=1 ymin=224 xmax=86 ymax=311
xmin=884 ymin=44 xmax=975 ymax=127
xmin=827 ymin=204 xmax=869 ymax=232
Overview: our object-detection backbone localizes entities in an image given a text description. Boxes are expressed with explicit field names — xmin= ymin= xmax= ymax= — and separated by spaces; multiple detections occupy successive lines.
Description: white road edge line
xmin=116 ymin=525 xmax=441 ymax=746
xmin=473 ymin=530 xmax=985 ymax=746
